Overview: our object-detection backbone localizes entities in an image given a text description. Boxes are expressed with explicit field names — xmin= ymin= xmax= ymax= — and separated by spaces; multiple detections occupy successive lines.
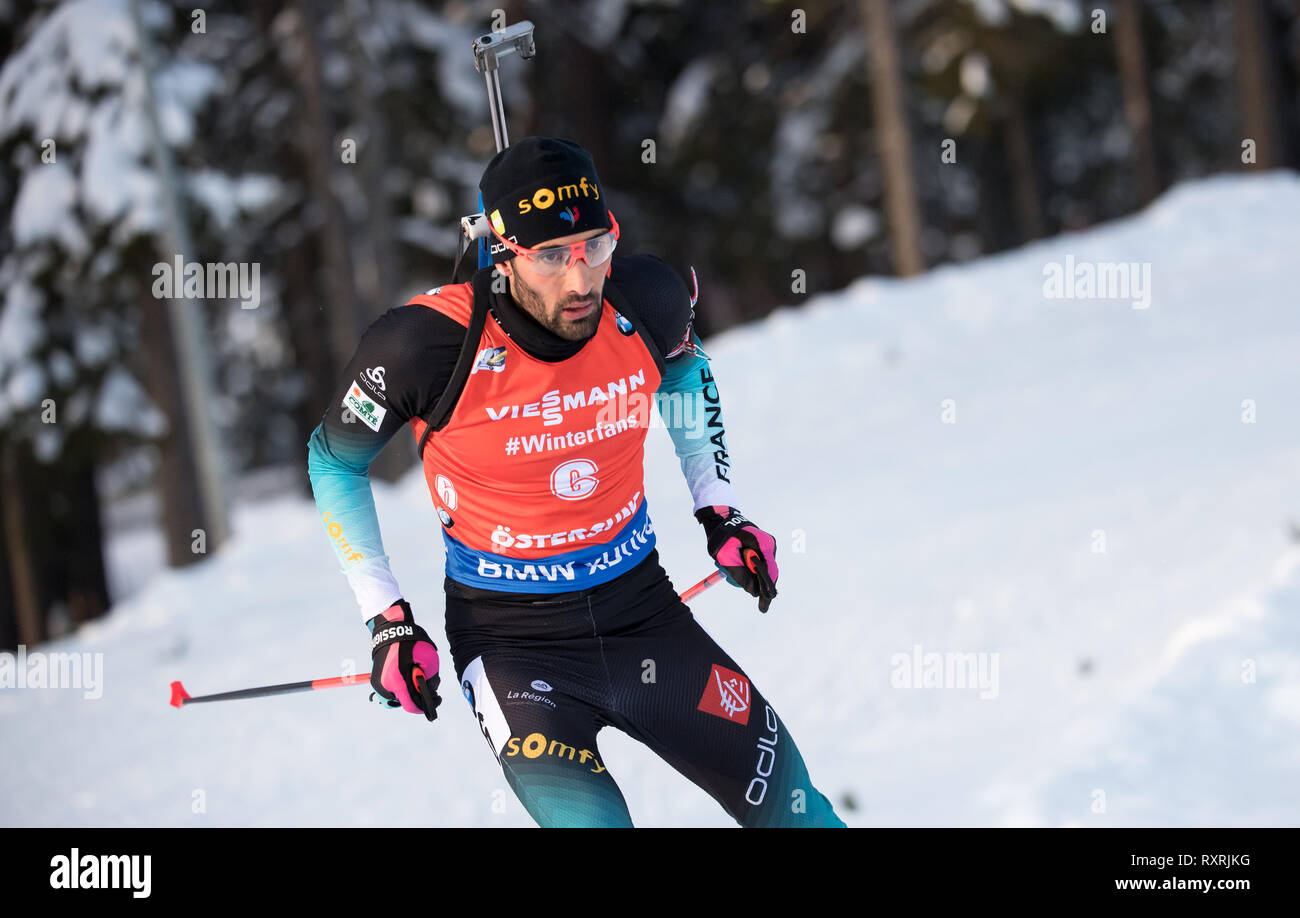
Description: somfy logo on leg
xmin=550 ymin=458 xmax=599 ymax=500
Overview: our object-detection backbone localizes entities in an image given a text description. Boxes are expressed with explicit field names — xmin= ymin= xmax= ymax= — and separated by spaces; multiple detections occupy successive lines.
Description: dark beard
xmin=510 ymin=267 xmax=602 ymax=342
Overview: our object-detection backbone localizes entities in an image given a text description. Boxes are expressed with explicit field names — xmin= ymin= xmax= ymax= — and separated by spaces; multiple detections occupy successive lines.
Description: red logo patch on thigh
xmin=697 ymin=663 xmax=751 ymax=725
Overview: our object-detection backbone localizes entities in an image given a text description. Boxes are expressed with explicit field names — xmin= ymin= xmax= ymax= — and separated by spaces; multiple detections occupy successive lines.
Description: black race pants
xmin=445 ymin=550 xmax=844 ymax=827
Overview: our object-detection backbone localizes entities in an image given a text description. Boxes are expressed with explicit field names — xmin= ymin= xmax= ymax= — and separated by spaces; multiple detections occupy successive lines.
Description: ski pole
xmin=170 ymin=569 xmax=727 ymax=708
xmin=681 ymin=569 xmax=726 ymax=601
xmin=682 ymin=549 xmax=765 ymax=602
xmin=170 ymin=670 xmax=373 ymax=708
xmin=169 ymin=665 xmax=438 ymax=709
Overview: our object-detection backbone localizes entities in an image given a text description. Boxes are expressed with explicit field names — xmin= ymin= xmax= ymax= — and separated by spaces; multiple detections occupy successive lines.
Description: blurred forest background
xmin=1 ymin=0 xmax=1298 ymax=649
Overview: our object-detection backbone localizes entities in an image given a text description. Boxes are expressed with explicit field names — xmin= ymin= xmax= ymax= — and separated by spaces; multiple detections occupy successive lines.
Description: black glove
xmin=694 ymin=505 xmax=780 ymax=612
xmin=367 ymin=599 xmax=443 ymax=720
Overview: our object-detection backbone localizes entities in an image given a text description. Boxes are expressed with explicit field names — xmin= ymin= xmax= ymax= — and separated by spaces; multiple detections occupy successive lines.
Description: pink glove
xmin=367 ymin=600 xmax=442 ymax=719
xmin=694 ymin=505 xmax=780 ymax=612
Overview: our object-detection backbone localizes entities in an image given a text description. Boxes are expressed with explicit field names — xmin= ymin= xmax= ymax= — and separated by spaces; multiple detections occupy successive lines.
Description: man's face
xmin=498 ymin=227 xmax=607 ymax=341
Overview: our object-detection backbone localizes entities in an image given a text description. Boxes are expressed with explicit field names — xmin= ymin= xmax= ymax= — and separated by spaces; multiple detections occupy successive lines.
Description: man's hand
xmin=694 ymin=505 xmax=779 ymax=612
xmin=367 ymin=599 xmax=443 ymax=719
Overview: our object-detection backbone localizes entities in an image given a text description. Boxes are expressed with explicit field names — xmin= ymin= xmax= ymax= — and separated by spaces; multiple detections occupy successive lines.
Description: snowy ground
xmin=3 ymin=172 xmax=1299 ymax=827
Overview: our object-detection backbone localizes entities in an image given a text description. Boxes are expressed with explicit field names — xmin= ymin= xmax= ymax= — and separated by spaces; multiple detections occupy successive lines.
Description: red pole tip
xmin=169 ymin=680 xmax=192 ymax=708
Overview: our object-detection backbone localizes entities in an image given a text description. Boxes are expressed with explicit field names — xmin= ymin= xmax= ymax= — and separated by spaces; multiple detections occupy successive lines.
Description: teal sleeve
xmin=307 ymin=420 xmax=403 ymax=622
xmin=654 ymin=330 xmax=740 ymax=512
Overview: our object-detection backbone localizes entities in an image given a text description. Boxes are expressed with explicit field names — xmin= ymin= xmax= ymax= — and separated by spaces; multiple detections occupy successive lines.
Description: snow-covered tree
xmin=0 ymin=0 xmax=277 ymax=643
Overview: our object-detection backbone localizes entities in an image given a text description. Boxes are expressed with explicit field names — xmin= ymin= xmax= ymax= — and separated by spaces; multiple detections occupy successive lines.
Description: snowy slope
xmin=3 ymin=172 xmax=1299 ymax=827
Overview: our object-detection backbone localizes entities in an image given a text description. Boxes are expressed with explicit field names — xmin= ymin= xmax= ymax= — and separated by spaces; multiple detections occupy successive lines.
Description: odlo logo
xmin=746 ymin=704 xmax=779 ymax=806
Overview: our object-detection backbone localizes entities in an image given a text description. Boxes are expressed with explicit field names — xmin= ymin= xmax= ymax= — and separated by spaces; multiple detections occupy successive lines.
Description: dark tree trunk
xmin=1114 ymin=0 xmax=1162 ymax=205
xmin=291 ymin=0 xmax=363 ymax=374
xmin=342 ymin=0 xmax=412 ymax=485
xmin=861 ymin=0 xmax=926 ymax=276
xmin=59 ymin=452 xmax=110 ymax=626
xmin=1234 ymin=0 xmax=1289 ymax=169
xmin=1 ymin=442 xmax=46 ymax=646
xmin=140 ymin=294 xmax=208 ymax=567
xmin=0 ymin=487 xmax=16 ymax=650
xmin=971 ymin=135 xmax=1019 ymax=255
xmin=1003 ymin=90 xmax=1046 ymax=242
xmin=283 ymin=238 xmax=343 ymax=495
xmin=0 ymin=438 xmax=112 ymax=648
xmin=342 ymin=0 xmax=398 ymax=325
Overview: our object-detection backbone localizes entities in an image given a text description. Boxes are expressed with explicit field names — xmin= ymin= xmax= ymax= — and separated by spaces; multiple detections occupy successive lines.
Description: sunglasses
xmin=491 ymin=211 xmax=621 ymax=277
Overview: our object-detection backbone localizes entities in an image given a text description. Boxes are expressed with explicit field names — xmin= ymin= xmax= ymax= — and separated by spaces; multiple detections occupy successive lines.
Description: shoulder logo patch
xmin=471 ymin=345 xmax=507 ymax=375
xmin=612 ymin=310 xmax=635 ymax=336
xmin=342 ymin=382 xmax=387 ymax=431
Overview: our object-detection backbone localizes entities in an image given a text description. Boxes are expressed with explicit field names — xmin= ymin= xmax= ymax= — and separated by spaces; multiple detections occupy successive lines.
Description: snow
xmin=1 ymin=0 xmax=224 ymax=249
xmin=0 ymin=278 xmax=46 ymax=365
xmin=1009 ymin=0 xmax=1085 ymax=32
xmin=189 ymin=171 xmax=283 ymax=232
xmin=830 ymin=204 xmax=880 ymax=250
xmin=65 ymin=0 xmax=135 ymax=90
xmin=95 ymin=366 xmax=168 ymax=437
xmin=80 ymin=99 xmax=152 ymax=229
xmin=154 ymin=59 xmax=221 ymax=148
xmin=48 ymin=350 xmax=77 ymax=387
xmin=967 ymin=0 xmax=1013 ymax=27
xmin=968 ymin=0 xmax=1084 ymax=31
xmin=3 ymin=173 xmax=1300 ymax=827
xmin=74 ymin=325 xmax=115 ymax=367
xmin=11 ymin=162 xmax=87 ymax=255
xmin=660 ymin=56 xmax=716 ymax=151
xmin=959 ymin=52 xmax=992 ymax=98
xmin=400 ymin=2 xmax=491 ymax=116
xmin=769 ymin=33 xmax=862 ymax=240
xmin=4 ymin=360 xmax=46 ymax=410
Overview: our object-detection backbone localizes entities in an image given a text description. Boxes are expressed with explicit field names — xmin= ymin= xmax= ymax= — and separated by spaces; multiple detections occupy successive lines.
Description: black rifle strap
xmin=415 ymin=269 xmax=493 ymax=460
xmin=601 ymin=278 xmax=666 ymax=378
xmin=416 ymin=272 xmax=666 ymax=461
